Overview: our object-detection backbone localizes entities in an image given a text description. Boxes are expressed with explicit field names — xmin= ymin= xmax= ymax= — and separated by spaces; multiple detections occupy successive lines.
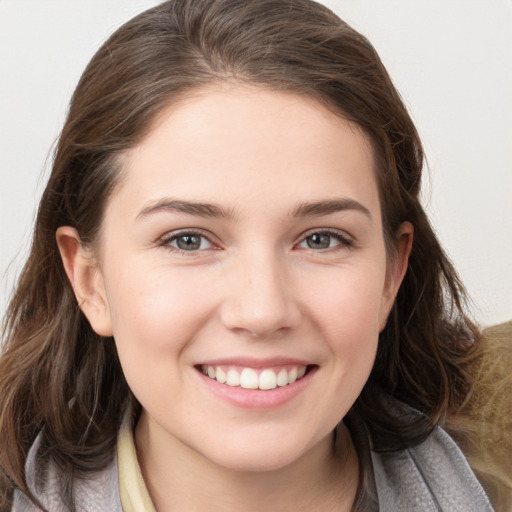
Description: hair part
xmin=1 ymin=0 xmax=479 ymax=508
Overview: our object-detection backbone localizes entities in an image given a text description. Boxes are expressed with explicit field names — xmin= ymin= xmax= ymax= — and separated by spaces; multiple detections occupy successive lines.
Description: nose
xmin=220 ymin=250 xmax=301 ymax=338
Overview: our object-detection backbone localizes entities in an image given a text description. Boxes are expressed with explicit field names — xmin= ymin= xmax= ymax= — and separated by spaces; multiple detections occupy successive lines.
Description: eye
xmin=297 ymin=230 xmax=352 ymax=250
xmin=163 ymin=232 xmax=214 ymax=252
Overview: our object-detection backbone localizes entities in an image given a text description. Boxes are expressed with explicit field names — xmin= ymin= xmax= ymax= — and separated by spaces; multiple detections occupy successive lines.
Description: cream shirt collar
xmin=117 ymin=411 xmax=157 ymax=512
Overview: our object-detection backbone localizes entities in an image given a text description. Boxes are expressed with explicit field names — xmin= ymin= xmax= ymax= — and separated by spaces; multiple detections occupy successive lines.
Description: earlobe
xmin=56 ymin=226 xmax=113 ymax=337
xmin=379 ymin=222 xmax=414 ymax=331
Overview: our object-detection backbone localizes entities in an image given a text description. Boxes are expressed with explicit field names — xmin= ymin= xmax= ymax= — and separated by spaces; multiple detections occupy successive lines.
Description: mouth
xmin=196 ymin=364 xmax=314 ymax=391
xmin=195 ymin=360 xmax=317 ymax=408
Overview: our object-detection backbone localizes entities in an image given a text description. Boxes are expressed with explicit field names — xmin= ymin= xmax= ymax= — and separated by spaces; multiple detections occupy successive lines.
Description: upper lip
xmin=196 ymin=356 xmax=312 ymax=368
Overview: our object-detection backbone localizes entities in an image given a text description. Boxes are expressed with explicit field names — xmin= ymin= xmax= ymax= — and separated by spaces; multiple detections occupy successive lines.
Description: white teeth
xmin=202 ymin=365 xmax=308 ymax=390
xmin=240 ymin=368 xmax=259 ymax=389
xmin=259 ymin=369 xmax=277 ymax=390
xmin=226 ymin=369 xmax=240 ymax=386
xmin=216 ymin=367 xmax=227 ymax=384
xmin=276 ymin=368 xmax=288 ymax=387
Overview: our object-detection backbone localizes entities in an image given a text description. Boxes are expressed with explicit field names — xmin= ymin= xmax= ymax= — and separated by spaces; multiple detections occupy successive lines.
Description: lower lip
xmin=196 ymin=367 xmax=316 ymax=409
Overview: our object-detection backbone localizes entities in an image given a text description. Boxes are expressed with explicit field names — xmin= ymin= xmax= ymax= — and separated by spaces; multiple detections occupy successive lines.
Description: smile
xmin=199 ymin=365 xmax=308 ymax=390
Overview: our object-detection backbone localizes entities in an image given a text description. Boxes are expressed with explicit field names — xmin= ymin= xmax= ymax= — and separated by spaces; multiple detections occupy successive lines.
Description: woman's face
xmin=73 ymin=85 xmax=410 ymax=472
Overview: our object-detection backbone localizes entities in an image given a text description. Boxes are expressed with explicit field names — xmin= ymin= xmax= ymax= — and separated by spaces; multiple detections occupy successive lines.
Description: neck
xmin=135 ymin=414 xmax=359 ymax=512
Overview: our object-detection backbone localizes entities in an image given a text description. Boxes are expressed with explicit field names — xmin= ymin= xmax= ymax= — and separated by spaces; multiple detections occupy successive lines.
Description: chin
xmin=207 ymin=449 xmax=301 ymax=474
xmin=194 ymin=430 xmax=323 ymax=474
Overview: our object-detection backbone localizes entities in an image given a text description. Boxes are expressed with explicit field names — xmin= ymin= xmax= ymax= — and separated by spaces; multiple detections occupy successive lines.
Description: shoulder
xmin=12 ymin=433 xmax=123 ymax=512
xmin=371 ymin=425 xmax=494 ymax=512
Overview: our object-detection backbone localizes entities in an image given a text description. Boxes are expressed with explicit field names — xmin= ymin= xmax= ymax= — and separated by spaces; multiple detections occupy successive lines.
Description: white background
xmin=1 ymin=0 xmax=511 ymax=328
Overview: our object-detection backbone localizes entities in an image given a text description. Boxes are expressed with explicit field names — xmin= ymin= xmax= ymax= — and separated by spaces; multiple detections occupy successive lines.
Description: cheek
xmin=101 ymin=263 xmax=217 ymax=392
xmin=105 ymin=262 xmax=211 ymax=343
xmin=305 ymin=263 xmax=387 ymax=335
xmin=291 ymin=268 xmax=384 ymax=436
xmin=302 ymin=264 xmax=385 ymax=384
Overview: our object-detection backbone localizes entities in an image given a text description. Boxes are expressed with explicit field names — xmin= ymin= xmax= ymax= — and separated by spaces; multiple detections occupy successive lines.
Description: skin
xmin=58 ymin=85 xmax=412 ymax=511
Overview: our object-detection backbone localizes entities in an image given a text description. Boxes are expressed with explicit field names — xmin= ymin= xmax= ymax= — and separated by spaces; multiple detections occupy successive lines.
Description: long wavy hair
xmin=0 ymin=0 xmax=479 ymax=509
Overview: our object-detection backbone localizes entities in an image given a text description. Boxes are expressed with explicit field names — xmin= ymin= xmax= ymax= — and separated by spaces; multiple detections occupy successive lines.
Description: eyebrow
xmin=137 ymin=197 xmax=371 ymax=222
xmin=137 ymin=198 xmax=234 ymax=220
xmin=291 ymin=198 xmax=372 ymax=219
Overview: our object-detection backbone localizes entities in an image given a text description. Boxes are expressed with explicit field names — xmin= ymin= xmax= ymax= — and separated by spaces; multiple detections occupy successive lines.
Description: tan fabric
xmin=445 ymin=321 xmax=512 ymax=512
xmin=117 ymin=413 xmax=157 ymax=512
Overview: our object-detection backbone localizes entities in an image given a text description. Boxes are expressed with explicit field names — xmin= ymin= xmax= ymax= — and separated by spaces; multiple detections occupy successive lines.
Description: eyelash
xmin=158 ymin=229 xmax=217 ymax=255
xmin=297 ymin=229 xmax=354 ymax=251
xmin=157 ymin=228 xmax=354 ymax=255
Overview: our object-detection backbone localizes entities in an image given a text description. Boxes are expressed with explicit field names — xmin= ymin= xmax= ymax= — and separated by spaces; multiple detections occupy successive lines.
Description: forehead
xmin=109 ymin=85 xmax=379 ymax=220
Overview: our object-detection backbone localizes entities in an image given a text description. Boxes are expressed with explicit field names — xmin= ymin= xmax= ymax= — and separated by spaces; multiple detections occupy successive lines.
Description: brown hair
xmin=0 ymin=0 xmax=479 ymax=508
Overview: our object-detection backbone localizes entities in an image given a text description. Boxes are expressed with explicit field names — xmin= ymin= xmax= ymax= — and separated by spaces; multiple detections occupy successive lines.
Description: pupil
xmin=308 ymin=233 xmax=330 ymax=249
xmin=177 ymin=235 xmax=200 ymax=250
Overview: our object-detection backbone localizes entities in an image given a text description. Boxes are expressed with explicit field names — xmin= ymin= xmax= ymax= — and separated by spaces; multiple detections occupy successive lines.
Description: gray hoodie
xmin=12 ymin=423 xmax=493 ymax=511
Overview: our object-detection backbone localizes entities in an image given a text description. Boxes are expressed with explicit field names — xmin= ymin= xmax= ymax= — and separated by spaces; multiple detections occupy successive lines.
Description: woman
xmin=0 ymin=0 xmax=494 ymax=510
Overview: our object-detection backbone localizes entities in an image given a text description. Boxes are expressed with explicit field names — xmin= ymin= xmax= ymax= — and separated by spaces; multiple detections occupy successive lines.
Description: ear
xmin=56 ymin=226 xmax=113 ymax=337
xmin=379 ymin=222 xmax=414 ymax=331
